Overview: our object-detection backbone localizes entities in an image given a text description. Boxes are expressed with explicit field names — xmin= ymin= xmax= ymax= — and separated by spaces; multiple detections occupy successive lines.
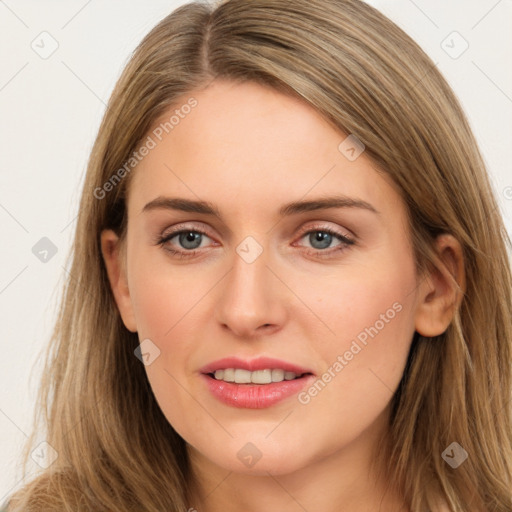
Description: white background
xmin=0 ymin=0 xmax=511 ymax=502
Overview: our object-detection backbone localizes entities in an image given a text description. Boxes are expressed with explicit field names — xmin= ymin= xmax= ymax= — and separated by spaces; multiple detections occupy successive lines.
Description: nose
xmin=214 ymin=246 xmax=287 ymax=339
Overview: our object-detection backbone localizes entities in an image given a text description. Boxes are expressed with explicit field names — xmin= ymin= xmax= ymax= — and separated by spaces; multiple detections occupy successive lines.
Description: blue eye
xmin=296 ymin=228 xmax=355 ymax=257
xmin=156 ymin=228 xmax=212 ymax=257
xmin=173 ymin=231 xmax=205 ymax=250
xmin=307 ymin=231 xmax=336 ymax=249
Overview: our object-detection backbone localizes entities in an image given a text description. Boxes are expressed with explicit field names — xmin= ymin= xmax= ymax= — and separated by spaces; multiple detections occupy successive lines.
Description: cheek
xmin=128 ymin=263 xmax=204 ymax=437
xmin=129 ymin=255 xmax=205 ymax=339
xmin=301 ymin=261 xmax=415 ymax=350
xmin=297 ymin=258 xmax=416 ymax=385
xmin=296 ymin=263 xmax=417 ymax=420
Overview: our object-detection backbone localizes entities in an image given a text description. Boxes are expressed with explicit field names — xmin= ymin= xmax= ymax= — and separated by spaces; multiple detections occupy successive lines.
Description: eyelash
xmin=154 ymin=224 xmax=355 ymax=260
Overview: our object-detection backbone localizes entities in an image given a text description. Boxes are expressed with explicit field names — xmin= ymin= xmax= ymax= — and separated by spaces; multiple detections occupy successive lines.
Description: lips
xmin=199 ymin=356 xmax=315 ymax=409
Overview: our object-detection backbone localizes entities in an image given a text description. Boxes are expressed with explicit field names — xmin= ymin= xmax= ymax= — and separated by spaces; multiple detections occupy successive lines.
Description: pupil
xmin=310 ymin=231 xmax=331 ymax=249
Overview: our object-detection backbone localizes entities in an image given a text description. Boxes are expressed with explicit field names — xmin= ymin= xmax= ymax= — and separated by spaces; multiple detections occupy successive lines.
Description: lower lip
xmin=201 ymin=373 xmax=315 ymax=409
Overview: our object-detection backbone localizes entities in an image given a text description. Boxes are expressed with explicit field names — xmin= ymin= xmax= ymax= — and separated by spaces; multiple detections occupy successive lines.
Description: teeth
xmin=213 ymin=368 xmax=301 ymax=384
xmin=250 ymin=369 xmax=272 ymax=384
xmin=234 ymin=369 xmax=252 ymax=383
xmin=222 ymin=369 xmax=235 ymax=382
xmin=271 ymin=369 xmax=284 ymax=382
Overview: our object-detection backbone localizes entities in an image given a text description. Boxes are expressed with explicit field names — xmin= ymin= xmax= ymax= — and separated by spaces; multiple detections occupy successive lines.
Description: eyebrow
xmin=141 ymin=195 xmax=379 ymax=218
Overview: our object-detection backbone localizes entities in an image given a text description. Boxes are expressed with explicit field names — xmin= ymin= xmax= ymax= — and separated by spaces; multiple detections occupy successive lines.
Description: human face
xmin=112 ymin=79 xmax=421 ymax=476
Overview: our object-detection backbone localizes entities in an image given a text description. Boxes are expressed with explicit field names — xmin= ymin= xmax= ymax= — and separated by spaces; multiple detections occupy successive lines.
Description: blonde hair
xmin=9 ymin=0 xmax=512 ymax=510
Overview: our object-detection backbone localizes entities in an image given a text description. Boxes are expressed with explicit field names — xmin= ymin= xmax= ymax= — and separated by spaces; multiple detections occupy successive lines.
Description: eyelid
xmin=295 ymin=221 xmax=355 ymax=241
xmin=158 ymin=222 xmax=215 ymax=241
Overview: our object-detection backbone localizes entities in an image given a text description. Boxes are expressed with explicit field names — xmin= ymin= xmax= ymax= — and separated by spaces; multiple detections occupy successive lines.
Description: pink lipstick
xmin=200 ymin=356 xmax=315 ymax=409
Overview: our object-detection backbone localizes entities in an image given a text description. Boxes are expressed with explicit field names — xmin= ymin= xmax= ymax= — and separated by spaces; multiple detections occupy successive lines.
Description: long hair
xmin=10 ymin=0 xmax=512 ymax=510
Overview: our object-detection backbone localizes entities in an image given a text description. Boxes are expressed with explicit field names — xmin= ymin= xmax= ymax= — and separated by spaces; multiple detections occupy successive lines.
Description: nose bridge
xmin=215 ymin=239 xmax=284 ymax=336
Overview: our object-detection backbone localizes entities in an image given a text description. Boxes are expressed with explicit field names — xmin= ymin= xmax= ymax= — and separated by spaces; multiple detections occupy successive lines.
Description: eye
xmin=169 ymin=230 xmax=208 ymax=250
xmin=295 ymin=225 xmax=355 ymax=257
xmin=155 ymin=226 xmax=215 ymax=258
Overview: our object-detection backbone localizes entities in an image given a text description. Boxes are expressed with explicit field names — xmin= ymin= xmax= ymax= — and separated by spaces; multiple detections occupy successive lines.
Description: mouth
xmin=199 ymin=357 xmax=316 ymax=409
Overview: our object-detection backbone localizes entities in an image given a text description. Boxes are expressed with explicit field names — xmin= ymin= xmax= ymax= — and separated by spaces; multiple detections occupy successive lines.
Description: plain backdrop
xmin=0 ymin=0 xmax=511 ymax=502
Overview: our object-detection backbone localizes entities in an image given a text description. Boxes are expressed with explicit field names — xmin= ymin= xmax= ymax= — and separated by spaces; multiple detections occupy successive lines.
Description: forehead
xmin=128 ymin=80 xmax=401 ymax=221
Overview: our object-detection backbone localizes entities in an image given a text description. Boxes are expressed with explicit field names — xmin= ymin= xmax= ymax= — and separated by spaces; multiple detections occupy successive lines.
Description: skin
xmin=101 ymin=79 xmax=464 ymax=512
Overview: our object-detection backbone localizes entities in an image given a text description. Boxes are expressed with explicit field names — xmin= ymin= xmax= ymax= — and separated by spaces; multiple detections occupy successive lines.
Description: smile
xmin=200 ymin=356 xmax=316 ymax=408
xmin=211 ymin=368 xmax=305 ymax=384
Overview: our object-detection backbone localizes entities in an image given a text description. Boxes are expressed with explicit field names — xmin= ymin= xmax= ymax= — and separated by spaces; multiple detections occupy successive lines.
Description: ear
xmin=414 ymin=234 xmax=465 ymax=337
xmin=100 ymin=229 xmax=137 ymax=332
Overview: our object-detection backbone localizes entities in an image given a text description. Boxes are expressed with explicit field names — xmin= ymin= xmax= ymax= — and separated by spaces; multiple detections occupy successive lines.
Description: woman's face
xmin=106 ymin=79 xmax=428 ymax=476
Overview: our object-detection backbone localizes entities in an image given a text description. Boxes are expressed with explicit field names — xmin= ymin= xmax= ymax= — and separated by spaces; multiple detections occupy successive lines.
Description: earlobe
xmin=100 ymin=229 xmax=138 ymax=333
xmin=414 ymin=234 xmax=465 ymax=338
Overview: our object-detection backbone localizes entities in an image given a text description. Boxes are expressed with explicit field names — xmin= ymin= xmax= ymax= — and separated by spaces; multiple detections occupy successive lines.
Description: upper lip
xmin=200 ymin=356 xmax=315 ymax=375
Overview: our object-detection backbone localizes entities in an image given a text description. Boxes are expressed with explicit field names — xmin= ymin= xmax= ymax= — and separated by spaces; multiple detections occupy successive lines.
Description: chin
xmin=198 ymin=441 xmax=313 ymax=476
